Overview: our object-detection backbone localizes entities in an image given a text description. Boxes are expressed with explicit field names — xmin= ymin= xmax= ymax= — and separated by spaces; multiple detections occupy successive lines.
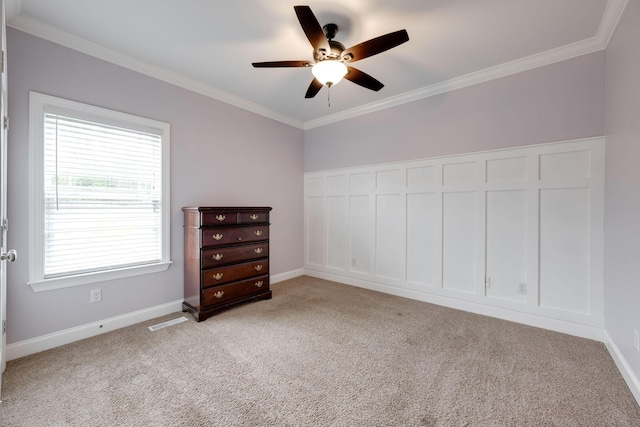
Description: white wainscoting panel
xmin=349 ymin=195 xmax=371 ymax=274
xmin=406 ymin=193 xmax=438 ymax=288
xmin=486 ymin=190 xmax=528 ymax=304
xmin=377 ymin=169 xmax=404 ymax=188
xmin=327 ymin=196 xmax=347 ymax=270
xmin=306 ymin=176 xmax=324 ymax=194
xmin=539 ymin=150 xmax=591 ymax=180
xmin=442 ymin=191 xmax=477 ymax=294
xmin=376 ymin=194 xmax=405 ymax=281
xmin=304 ymin=137 xmax=605 ymax=328
xmin=327 ymin=174 xmax=346 ymax=192
xmin=305 ymin=196 xmax=325 ymax=267
xmin=443 ymin=162 xmax=476 ymax=185
xmin=539 ymin=188 xmax=591 ymax=314
xmin=350 ymin=172 xmax=371 ymax=192
xmin=407 ymin=165 xmax=437 ymax=186
xmin=486 ymin=156 xmax=528 ymax=183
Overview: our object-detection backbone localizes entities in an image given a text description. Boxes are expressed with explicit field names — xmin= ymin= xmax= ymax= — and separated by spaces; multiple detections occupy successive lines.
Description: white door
xmin=0 ymin=0 xmax=15 ymax=421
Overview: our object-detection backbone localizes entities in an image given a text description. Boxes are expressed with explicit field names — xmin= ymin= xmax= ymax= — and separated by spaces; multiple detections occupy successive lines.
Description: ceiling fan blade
xmin=342 ymin=29 xmax=409 ymax=62
xmin=252 ymin=60 xmax=311 ymax=68
xmin=305 ymin=78 xmax=324 ymax=98
xmin=294 ymin=5 xmax=330 ymax=53
xmin=344 ymin=66 xmax=384 ymax=91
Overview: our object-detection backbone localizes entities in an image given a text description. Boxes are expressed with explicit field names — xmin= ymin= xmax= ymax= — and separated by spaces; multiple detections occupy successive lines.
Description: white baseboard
xmin=271 ymin=268 xmax=304 ymax=284
xmin=5 ymin=269 xmax=305 ymax=361
xmin=603 ymin=331 xmax=640 ymax=405
xmin=304 ymin=269 xmax=607 ymax=342
xmin=6 ymin=299 xmax=184 ymax=361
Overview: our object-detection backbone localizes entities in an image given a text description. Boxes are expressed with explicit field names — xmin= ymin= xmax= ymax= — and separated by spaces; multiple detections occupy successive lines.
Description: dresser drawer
xmin=202 ymin=225 xmax=269 ymax=247
xmin=202 ymin=275 xmax=269 ymax=307
xmin=238 ymin=211 xmax=269 ymax=224
xmin=201 ymin=212 xmax=237 ymax=226
xmin=202 ymin=259 xmax=269 ymax=288
xmin=201 ymin=243 xmax=269 ymax=269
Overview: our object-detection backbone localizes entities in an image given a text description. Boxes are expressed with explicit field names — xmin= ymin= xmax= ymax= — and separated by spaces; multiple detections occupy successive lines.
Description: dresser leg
xmin=182 ymin=302 xmax=204 ymax=322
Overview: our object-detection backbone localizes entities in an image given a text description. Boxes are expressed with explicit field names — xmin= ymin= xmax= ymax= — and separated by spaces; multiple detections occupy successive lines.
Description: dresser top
xmin=182 ymin=206 xmax=272 ymax=212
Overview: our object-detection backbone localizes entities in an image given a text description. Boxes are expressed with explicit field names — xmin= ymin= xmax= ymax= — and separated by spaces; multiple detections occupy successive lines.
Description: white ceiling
xmin=5 ymin=0 xmax=627 ymax=129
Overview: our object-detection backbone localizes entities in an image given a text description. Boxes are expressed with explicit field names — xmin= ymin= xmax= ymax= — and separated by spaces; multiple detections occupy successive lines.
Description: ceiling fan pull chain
xmin=328 ymin=85 xmax=331 ymax=107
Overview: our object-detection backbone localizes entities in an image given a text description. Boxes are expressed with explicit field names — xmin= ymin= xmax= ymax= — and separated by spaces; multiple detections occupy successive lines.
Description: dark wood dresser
xmin=182 ymin=206 xmax=272 ymax=321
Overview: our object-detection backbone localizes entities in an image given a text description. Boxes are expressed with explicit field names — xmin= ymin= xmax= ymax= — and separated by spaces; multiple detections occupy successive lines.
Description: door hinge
xmin=0 ymin=218 xmax=6 ymax=248
xmin=3 ymin=116 xmax=8 ymax=130
xmin=484 ymin=277 xmax=491 ymax=288
xmin=2 ymin=320 xmax=6 ymax=335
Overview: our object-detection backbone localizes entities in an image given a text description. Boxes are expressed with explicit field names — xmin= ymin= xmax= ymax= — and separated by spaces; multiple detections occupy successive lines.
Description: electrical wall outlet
xmin=634 ymin=329 xmax=639 ymax=352
xmin=351 ymin=258 xmax=357 ymax=267
xmin=517 ymin=282 xmax=527 ymax=295
xmin=90 ymin=288 xmax=102 ymax=303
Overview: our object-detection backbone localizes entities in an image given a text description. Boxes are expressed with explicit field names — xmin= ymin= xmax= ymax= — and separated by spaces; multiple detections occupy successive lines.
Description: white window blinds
xmin=43 ymin=112 xmax=163 ymax=278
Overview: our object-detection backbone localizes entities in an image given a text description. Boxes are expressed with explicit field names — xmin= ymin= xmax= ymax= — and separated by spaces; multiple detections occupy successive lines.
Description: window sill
xmin=28 ymin=261 xmax=173 ymax=292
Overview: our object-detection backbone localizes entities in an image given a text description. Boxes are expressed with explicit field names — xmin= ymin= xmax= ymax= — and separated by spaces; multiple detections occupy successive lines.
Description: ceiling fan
xmin=252 ymin=5 xmax=409 ymax=99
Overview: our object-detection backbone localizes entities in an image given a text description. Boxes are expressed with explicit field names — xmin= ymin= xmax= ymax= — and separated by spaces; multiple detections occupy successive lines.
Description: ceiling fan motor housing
xmin=314 ymin=39 xmax=345 ymax=62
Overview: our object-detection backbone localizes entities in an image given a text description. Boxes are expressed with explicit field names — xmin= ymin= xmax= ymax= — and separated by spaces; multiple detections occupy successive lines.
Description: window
xmin=29 ymin=92 xmax=171 ymax=291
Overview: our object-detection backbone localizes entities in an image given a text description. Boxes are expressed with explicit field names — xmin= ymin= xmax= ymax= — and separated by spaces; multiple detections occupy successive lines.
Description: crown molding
xmin=7 ymin=14 xmax=305 ymax=129
xmin=7 ymin=0 xmax=628 ymax=131
xmin=305 ymin=0 xmax=628 ymax=130
xmin=597 ymin=0 xmax=628 ymax=48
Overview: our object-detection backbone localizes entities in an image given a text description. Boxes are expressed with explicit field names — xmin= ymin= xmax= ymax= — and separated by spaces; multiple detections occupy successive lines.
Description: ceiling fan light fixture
xmin=312 ymin=60 xmax=348 ymax=86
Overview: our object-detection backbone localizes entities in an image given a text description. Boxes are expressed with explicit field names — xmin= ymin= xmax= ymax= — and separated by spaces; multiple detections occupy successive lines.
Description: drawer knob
xmin=215 ymin=214 xmax=226 ymax=221
xmin=254 ymin=248 xmax=263 ymax=254
xmin=250 ymin=214 xmax=259 ymax=220
xmin=212 ymin=272 xmax=224 ymax=280
xmin=212 ymin=233 xmax=223 ymax=241
xmin=255 ymin=265 xmax=263 ymax=272
xmin=213 ymin=290 xmax=224 ymax=299
xmin=254 ymin=230 xmax=263 ymax=236
xmin=212 ymin=254 xmax=223 ymax=261
xmin=255 ymin=280 xmax=264 ymax=288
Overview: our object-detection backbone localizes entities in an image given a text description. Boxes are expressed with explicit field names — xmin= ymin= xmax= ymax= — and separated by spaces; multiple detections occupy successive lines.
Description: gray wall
xmin=604 ymin=0 xmax=640 ymax=381
xmin=6 ymin=29 xmax=304 ymax=343
xmin=305 ymin=51 xmax=605 ymax=172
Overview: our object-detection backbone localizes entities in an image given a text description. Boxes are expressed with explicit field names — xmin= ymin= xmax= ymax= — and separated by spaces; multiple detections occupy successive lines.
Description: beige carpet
xmin=2 ymin=276 xmax=639 ymax=426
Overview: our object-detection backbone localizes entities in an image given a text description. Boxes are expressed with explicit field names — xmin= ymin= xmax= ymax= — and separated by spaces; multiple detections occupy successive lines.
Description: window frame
xmin=28 ymin=92 xmax=171 ymax=292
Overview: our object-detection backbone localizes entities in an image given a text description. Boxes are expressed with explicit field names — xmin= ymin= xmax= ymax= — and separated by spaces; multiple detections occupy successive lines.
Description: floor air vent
xmin=148 ymin=316 xmax=188 ymax=331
